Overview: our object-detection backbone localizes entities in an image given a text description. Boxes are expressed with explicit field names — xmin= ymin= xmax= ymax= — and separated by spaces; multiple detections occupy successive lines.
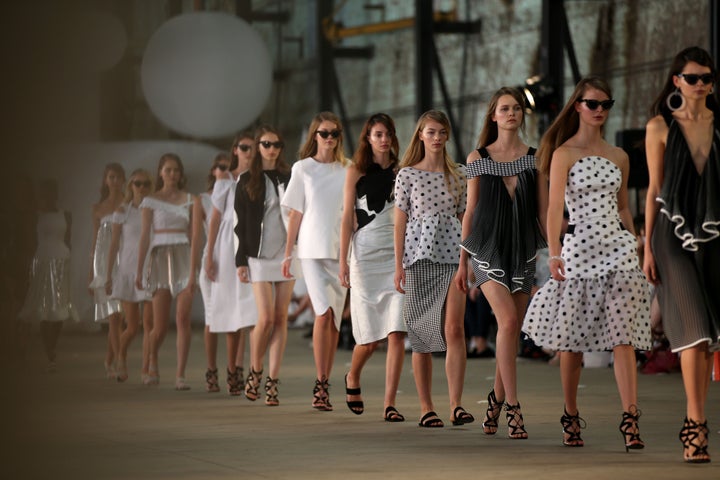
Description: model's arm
xmin=615 ymin=150 xmax=636 ymax=235
xmin=88 ymin=205 xmax=100 ymax=295
xmin=187 ymin=194 xmax=202 ymax=291
xmin=135 ymin=206 xmax=152 ymax=290
xmin=393 ymin=206 xmax=408 ymax=294
xmin=338 ymin=166 xmax=360 ymax=288
xmin=204 ymin=207 xmax=222 ymax=281
xmin=282 ymin=209 xmax=303 ymax=279
xmin=455 ymin=152 xmax=480 ymax=293
xmin=643 ymin=115 xmax=668 ymax=285
xmin=546 ymin=150 xmax=570 ymax=281
xmin=536 ymin=170 xmax=550 ymax=239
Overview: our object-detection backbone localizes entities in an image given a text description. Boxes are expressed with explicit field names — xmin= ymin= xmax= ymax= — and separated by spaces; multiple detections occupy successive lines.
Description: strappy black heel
xmin=264 ymin=377 xmax=279 ymax=406
xmin=312 ymin=375 xmax=332 ymax=411
xmin=561 ymin=408 xmax=586 ymax=447
xmin=205 ymin=368 xmax=220 ymax=393
xmin=679 ymin=417 xmax=711 ymax=463
xmin=344 ymin=374 xmax=364 ymax=415
xmin=482 ymin=389 xmax=504 ymax=435
xmin=619 ymin=405 xmax=645 ymax=452
xmin=226 ymin=368 xmax=241 ymax=396
xmin=505 ymin=403 xmax=528 ymax=439
xmin=244 ymin=367 xmax=263 ymax=401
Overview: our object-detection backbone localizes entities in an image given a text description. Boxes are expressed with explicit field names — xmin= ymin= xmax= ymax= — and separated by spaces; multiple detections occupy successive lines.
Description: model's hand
xmin=204 ymin=255 xmax=216 ymax=282
xmin=104 ymin=278 xmax=113 ymax=296
xmin=237 ymin=266 xmax=250 ymax=284
xmin=338 ymin=261 xmax=350 ymax=288
xmin=281 ymin=257 xmax=293 ymax=279
xmin=394 ymin=267 xmax=406 ymax=294
xmin=454 ymin=263 xmax=468 ymax=294
xmin=548 ymin=257 xmax=566 ymax=281
xmin=135 ymin=274 xmax=144 ymax=291
xmin=643 ymin=249 xmax=660 ymax=285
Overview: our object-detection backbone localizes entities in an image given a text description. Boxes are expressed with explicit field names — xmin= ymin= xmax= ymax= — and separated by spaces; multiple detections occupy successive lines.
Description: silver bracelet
xmin=282 ymin=256 xmax=292 ymax=263
xmin=547 ymin=255 xmax=565 ymax=265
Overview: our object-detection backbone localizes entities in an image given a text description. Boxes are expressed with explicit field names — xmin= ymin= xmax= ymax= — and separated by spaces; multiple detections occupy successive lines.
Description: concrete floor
xmin=4 ymin=327 xmax=719 ymax=479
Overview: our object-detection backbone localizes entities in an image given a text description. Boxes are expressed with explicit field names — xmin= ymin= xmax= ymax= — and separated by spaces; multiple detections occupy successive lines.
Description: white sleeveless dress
xmin=111 ymin=204 xmax=151 ymax=303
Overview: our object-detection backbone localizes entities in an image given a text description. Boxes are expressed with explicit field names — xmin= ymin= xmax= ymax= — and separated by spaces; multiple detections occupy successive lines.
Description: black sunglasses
xmin=316 ymin=129 xmax=341 ymax=139
xmin=133 ymin=180 xmax=152 ymax=188
xmin=677 ymin=73 xmax=715 ymax=85
xmin=578 ymin=98 xmax=615 ymax=111
xmin=259 ymin=140 xmax=284 ymax=149
xmin=236 ymin=144 xmax=252 ymax=152
xmin=216 ymin=164 xmax=229 ymax=172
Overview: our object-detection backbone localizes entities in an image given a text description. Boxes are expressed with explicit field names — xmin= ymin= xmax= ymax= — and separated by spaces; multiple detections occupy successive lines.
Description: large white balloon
xmin=141 ymin=12 xmax=273 ymax=138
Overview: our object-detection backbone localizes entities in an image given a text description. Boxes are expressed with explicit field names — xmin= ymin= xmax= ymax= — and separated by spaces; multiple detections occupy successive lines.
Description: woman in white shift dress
xmin=136 ymin=154 xmax=201 ymax=390
xmin=105 ymin=169 xmax=154 ymax=383
xmin=282 ymin=111 xmax=348 ymax=411
xmin=339 ymin=113 xmax=407 ymax=421
xmin=204 ymin=133 xmax=256 ymax=395
xmin=89 ymin=163 xmax=125 ymax=379
xmin=235 ymin=125 xmax=296 ymax=406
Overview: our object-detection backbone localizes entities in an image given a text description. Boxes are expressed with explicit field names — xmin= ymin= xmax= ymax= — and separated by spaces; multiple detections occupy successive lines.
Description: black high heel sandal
xmin=244 ymin=367 xmax=263 ymax=401
xmin=344 ymin=374 xmax=364 ymax=415
xmin=679 ymin=417 xmax=711 ymax=463
xmin=226 ymin=368 xmax=241 ymax=396
xmin=505 ymin=403 xmax=528 ymax=439
xmin=264 ymin=377 xmax=279 ymax=406
xmin=560 ymin=408 xmax=586 ymax=447
xmin=205 ymin=368 xmax=220 ymax=393
xmin=482 ymin=389 xmax=504 ymax=435
xmin=312 ymin=376 xmax=332 ymax=411
xmin=619 ymin=405 xmax=645 ymax=452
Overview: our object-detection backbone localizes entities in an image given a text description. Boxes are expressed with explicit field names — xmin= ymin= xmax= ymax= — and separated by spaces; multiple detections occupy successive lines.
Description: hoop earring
xmin=666 ymin=88 xmax=685 ymax=111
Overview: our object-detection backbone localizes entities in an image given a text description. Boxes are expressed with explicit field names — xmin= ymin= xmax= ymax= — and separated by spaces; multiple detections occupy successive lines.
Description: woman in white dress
xmin=136 ymin=154 xmax=201 ymax=389
xmin=105 ymin=169 xmax=154 ymax=383
xmin=338 ymin=113 xmax=407 ymax=421
xmin=203 ymin=133 xmax=257 ymax=395
xmin=19 ymin=179 xmax=77 ymax=371
xmin=89 ymin=163 xmax=125 ymax=379
xmin=235 ymin=125 xmax=296 ymax=406
xmin=282 ymin=111 xmax=348 ymax=411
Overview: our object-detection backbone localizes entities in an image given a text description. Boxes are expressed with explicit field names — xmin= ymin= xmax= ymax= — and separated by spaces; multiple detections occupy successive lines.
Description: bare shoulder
xmin=466 ymin=149 xmax=481 ymax=164
xmin=551 ymin=145 xmax=577 ymax=170
xmin=607 ymin=145 xmax=629 ymax=169
xmin=645 ymin=115 xmax=668 ymax=138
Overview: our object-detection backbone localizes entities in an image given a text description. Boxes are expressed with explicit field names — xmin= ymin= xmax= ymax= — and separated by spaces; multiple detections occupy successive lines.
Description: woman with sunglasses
xmin=282 ymin=111 xmax=349 ymax=411
xmin=105 ymin=169 xmax=154 ymax=383
xmin=338 ymin=113 xmax=407 ymax=421
xmin=394 ymin=110 xmax=471 ymax=428
xmin=196 ymin=152 xmax=247 ymax=393
xmin=456 ymin=87 xmax=548 ymax=439
xmin=644 ymin=46 xmax=720 ymax=463
xmin=136 ymin=153 xmax=201 ymax=389
xmin=235 ymin=125 xmax=295 ymax=406
xmin=203 ymin=133 xmax=256 ymax=395
xmin=89 ymin=163 xmax=125 ymax=379
xmin=523 ymin=77 xmax=650 ymax=450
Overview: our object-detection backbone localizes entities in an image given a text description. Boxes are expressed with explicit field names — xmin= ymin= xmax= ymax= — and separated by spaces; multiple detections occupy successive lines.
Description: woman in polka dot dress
xmin=523 ymin=77 xmax=651 ymax=449
xmin=394 ymin=110 xmax=472 ymax=428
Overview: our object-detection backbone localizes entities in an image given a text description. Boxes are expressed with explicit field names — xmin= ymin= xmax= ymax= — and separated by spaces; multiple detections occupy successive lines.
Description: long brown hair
xmin=155 ymin=153 xmax=186 ymax=191
xmin=230 ymin=130 xmax=253 ymax=172
xmin=246 ymin=124 xmax=290 ymax=201
xmin=206 ymin=152 xmax=230 ymax=191
xmin=650 ymin=46 xmax=719 ymax=117
xmin=537 ymin=76 xmax=612 ymax=175
xmin=477 ymin=87 xmax=527 ymax=148
xmin=400 ymin=109 xmax=463 ymax=204
xmin=98 ymin=163 xmax=125 ymax=202
xmin=298 ymin=111 xmax=347 ymax=165
xmin=352 ymin=113 xmax=399 ymax=174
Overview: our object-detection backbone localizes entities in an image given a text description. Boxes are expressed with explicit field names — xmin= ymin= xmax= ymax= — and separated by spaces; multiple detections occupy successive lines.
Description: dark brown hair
xmin=477 ymin=87 xmax=527 ymax=148
xmin=352 ymin=113 xmax=399 ymax=174
xmin=246 ymin=125 xmax=290 ymax=201
xmin=99 ymin=163 xmax=125 ymax=202
xmin=155 ymin=153 xmax=186 ymax=191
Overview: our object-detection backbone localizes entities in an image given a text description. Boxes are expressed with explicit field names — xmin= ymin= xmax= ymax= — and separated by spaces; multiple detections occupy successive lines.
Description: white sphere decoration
xmin=141 ymin=12 xmax=273 ymax=138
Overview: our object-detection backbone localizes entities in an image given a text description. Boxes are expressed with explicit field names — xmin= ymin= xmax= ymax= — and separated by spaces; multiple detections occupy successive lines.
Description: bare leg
xmin=149 ymin=289 xmax=172 ymax=381
xmin=347 ymin=342 xmax=377 ymax=409
xmin=118 ymin=301 xmax=140 ymax=381
xmin=384 ymin=332 xmax=406 ymax=411
xmin=413 ymin=352 xmax=437 ymax=420
xmin=313 ymin=309 xmax=339 ymax=380
xmin=204 ymin=325 xmax=218 ymax=371
xmin=174 ymin=287 xmax=194 ymax=386
xmin=267 ymin=281 xmax=294 ymax=379
xmin=249 ymin=282 xmax=275 ymax=374
xmin=141 ymin=301 xmax=153 ymax=378
xmin=444 ymin=280 xmax=467 ymax=417
xmin=680 ymin=344 xmax=712 ymax=421
xmin=560 ymin=351 xmax=583 ymax=414
xmin=235 ymin=329 xmax=246 ymax=369
xmin=613 ymin=344 xmax=639 ymax=411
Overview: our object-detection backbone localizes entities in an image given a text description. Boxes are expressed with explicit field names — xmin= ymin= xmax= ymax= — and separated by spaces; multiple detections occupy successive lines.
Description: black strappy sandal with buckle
xmin=679 ymin=417 xmax=711 ymax=463
xmin=482 ymin=389 xmax=504 ymax=435
xmin=505 ymin=402 xmax=528 ymax=439
xmin=264 ymin=377 xmax=279 ymax=406
xmin=561 ymin=408 xmax=586 ymax=447
xmin=619 ymin=405 xmax=645 ymax=452
xmin=244 ymin=367 xmax=263 ymax=401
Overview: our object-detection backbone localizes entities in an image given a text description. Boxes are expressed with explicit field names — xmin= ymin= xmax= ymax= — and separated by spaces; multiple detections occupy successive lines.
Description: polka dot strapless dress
xmin=522 ymin=156 xmax=651 ymax=352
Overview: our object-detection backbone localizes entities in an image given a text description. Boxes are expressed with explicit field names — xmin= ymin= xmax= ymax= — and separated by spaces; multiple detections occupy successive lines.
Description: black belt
xmin=566 ymin=222 xmax=624 ymax=235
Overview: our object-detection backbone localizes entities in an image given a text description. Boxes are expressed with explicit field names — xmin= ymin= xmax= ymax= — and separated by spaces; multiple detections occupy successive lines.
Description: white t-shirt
xmin=281 ymin=157 xmax=347 ymax=259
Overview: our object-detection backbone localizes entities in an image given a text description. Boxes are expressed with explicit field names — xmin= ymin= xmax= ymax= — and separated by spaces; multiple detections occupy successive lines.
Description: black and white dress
xmin=651 ymin=112 xmax=720 ymax=352
xmin=523 ymin=156 xmax=651 ymax=352
xmin=395 ymin=165 xmax=466 ymax=353
xmin=460 ymin=147 xmax=546 ymax=294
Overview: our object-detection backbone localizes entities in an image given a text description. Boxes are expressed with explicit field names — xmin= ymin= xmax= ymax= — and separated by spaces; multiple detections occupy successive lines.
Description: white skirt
xmin=300 ymin=258 xmax=347 ymax=330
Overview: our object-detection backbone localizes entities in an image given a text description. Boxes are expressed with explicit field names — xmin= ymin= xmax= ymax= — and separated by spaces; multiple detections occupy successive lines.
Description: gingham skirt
xmin=403 ymin=260 xmax=456 ymax=353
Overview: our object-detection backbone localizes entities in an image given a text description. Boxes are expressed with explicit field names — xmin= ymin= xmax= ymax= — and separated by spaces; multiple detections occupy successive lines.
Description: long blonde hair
xmin=537 ymin=76 xmax=612 ymax=175
xmin=298 ymin=111 xmax=348 ymax=165
xmin=124 ymin=169 xmax=153 ymax=203
xmin=400 ymin=109 xmax=463 ymax=203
